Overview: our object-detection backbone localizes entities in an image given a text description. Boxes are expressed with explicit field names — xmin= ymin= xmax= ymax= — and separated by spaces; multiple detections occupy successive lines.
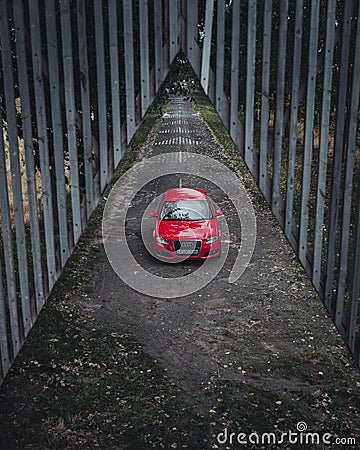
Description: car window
xmin=160 ymin=200 xmax=213 ymax=221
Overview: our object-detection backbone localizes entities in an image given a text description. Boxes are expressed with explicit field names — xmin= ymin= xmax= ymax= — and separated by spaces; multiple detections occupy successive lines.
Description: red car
xmin=150 ymin=188 xmax=223 ymax=260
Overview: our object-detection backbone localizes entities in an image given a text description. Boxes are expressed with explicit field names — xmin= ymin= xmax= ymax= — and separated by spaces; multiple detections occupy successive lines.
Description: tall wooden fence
xmin=0 ymin=0 xmax=360 ymax=385
xmin=0 ymin=0 xmax=181 ymax=384
xmin=187 ymin=0 xmax=360 ymax=365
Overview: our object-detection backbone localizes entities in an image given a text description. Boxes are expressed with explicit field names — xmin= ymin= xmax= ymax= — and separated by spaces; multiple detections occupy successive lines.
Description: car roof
xmin=163 ymin=188 xmax=207 ymax=201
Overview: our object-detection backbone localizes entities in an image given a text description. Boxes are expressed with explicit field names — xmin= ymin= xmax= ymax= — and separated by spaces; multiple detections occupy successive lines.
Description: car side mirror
xmin=215 ymin=209 xmax=224 ymax=217
xmin=150 ymin=211 xmax=158 ymax=217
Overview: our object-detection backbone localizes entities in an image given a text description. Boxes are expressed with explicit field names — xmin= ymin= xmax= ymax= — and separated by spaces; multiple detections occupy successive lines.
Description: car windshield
xmin=160 ymin=200 xmax=213 ymax=221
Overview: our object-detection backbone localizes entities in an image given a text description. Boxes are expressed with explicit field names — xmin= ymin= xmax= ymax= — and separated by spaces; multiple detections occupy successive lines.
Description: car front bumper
xmin=153 ymin=239 xmax=221 ymax=260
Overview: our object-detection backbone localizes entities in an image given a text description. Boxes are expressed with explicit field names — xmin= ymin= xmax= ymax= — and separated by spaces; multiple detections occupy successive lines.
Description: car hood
xmin=156 ymin=219 xmax=219 ymax=240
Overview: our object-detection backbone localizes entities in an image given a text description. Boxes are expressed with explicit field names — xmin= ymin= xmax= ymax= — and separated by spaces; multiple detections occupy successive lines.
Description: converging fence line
xmin=0 ymin=0 xmax=360 ymax=386
xmin=0 ymin=0 xmax=181 ymax=384
xmin=186 ymin=0 xmax=360 ymax=364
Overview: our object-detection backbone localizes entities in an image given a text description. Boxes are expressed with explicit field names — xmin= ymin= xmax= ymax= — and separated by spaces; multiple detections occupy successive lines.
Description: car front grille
xmin=173 ymin=240 xmax=202 ymax=254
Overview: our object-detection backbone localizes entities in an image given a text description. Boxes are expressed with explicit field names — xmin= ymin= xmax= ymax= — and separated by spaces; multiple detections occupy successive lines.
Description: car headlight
xmin=206 ymin=235 xmax=218 ymax=244
xmin=156 ymin=235 xmax=169 ymax=245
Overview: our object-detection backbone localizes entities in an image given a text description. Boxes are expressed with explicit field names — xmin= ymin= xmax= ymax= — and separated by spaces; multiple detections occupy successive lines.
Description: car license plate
xmin=176 ymin=249 xmax=199 ymax=255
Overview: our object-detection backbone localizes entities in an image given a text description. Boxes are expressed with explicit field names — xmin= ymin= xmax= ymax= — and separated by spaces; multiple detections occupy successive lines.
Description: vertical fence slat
xmin=271 ymin=0 xmax=288 ymax=220
xmin=13 ymin=0 xmax=45 ymax=311
xmin=200 ymin=0 xmax=214 ymax=95
xmin=298 ymin=0 xmax=320 ymax=266
xmin=324 ymin=1 xmax=353 ymax=310
xmin=259 ymin=0 xmax=272 ymax=196
xmin=230 ymin=0 xmax=240 ymax=146
xmin=0 ymin=108 xmax=20 ymax=357
xmin=77 ymin=0 xmax=95 ymax=218
xmin=284 ymin=0 xmax=303 ymax=238
xmin=337 ymin=1 xmax=360 ymax=330
xmin=186 ymin=0 xmax=197 ymax=70
xmin=348 ymin=178 xmax=360 ymax=353
xmin=139 ymin=0 xmax=150 ymax=118
xmin=244 ymin=0 xmax=256 ymax=171
xmin=29 ymin=0 xmax=58 ymax=290
xmin=179 ymin=0 xmax=186 ymax=52
xmin=109 ymin=0 xmax=122 ymax=168
xmin=1 ymin=3 xmax=32 ymax=335
xmin=298 ymin=0 xmax=320 ymax=265
xmin=94 ymin=0 xmax=109 ymax=189
xmin=154 ymin=0 xmax=163 ymax=91
xmin=60 ymin=0 xmax=82 ymax=245
xmin=169 ymin=0 xmax=178 ymax=63
xmin=45 ymin=0 xmax=70 ymax=268
xmin=312 ymin=0 xmax=336 ymax=291
xmin=163 ymin=1 xmax=170 ymax=71
xmin=215 ymin=0 xmax=225 ymax=120
xmin=0 ymin=256 xmax=9 ymax=380
xmin=124 ymin=0 xmax=136 ymax=144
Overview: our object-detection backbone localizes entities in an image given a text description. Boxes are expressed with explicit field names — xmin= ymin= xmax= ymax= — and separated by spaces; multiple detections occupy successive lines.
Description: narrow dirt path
xmin=85 ymin=96 xmax=359 ymax=427
xmin=1 ymin=96 xmax=359 ymax=449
